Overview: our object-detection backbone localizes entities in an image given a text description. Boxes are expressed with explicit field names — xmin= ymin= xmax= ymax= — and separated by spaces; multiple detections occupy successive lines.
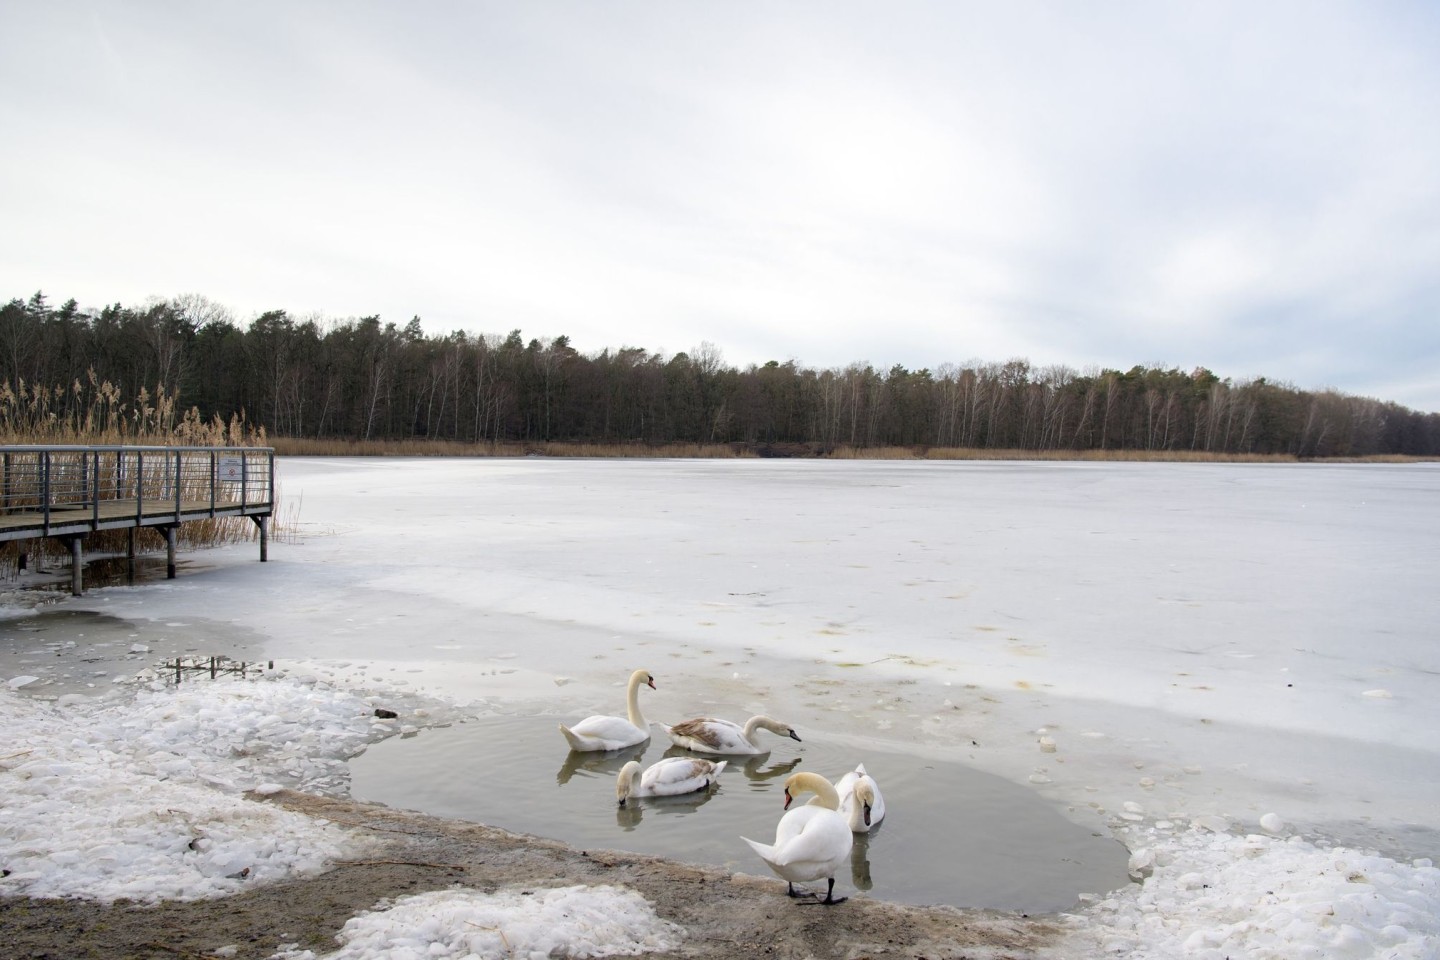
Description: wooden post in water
xmin=163 ymin=525 xmax=177 ymax=579
xmin=126 ymin=527 xmax=137 ymax=582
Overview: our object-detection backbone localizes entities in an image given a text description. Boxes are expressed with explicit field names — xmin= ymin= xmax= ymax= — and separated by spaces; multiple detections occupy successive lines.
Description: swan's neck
xmin=743 ymin=715 xmax=784 ymax=744
xmin=848 ymin=785 xmax=872 ymax=829
xmin=792 ymin=772 xmax=841 ymax=810
xmin=626 ymin=673 xmax=647 ymax=728
xmin=742 ymin=716 xmax=766 ymax=743
xmin=617 ymin=762 xmax=641 ymax=803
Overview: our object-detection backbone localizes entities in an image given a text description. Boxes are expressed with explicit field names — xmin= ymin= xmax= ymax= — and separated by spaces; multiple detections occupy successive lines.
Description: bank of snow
xmin=1051 ymin=822 xmax=1439 ymax=960
xmin=0 ymin=671 xmax=405 ymax=901
xmin=3 ymin=673 xmax=1438 ymax=959
xmin=271 ymin=886 xmax=682 ymax=960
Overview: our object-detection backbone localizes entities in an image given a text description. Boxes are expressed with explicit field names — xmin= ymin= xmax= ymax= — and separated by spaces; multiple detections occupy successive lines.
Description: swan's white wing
xmin=769 ymin=809 xmax=852 ymax=875
xmin=771 ymin=803 xmax=822 ymax=847
xmin=745 ymin=806 xmax=851 ymax=884
xmin=561 ymin=714 xmax=648 ymax=750
xmin=641 ymin=757 xmax=723 ymax=796
xmin=834 ymin=770 xmax=860 ymax=810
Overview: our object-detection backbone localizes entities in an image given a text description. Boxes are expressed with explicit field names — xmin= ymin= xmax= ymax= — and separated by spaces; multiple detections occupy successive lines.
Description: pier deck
xmin=0 ymin=445 xmax=273 ymax=594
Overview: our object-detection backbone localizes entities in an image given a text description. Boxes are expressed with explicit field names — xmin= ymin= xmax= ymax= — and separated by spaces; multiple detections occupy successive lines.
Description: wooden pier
xmin=0 ymin=445 xmax=274 ymax=595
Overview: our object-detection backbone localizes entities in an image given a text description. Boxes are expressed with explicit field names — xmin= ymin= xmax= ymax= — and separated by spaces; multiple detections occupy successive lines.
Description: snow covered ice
xmin=3 ymin=457 xmax=1439 ymax=959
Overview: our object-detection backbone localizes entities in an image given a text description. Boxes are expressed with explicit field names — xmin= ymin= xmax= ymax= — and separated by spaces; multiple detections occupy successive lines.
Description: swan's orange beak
xmin=863 ymin=802 xmax=872 ymax=827
xmin=646 ymin=675 xmax=656 ymax=689
xmin=783 ymin=787 xmax=794 ymax=810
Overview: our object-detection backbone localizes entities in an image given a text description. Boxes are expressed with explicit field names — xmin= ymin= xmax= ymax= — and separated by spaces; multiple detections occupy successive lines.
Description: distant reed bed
xmin=244 ymin=436 xmax=1432 ymax=463
xmin=270 ymin=437 xmax=1318 ymax=462
xmin=270 ymin=438 xmax=757 ymax=458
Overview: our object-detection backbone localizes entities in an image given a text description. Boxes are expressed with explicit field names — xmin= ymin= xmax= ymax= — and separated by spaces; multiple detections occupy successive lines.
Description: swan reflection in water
xmin=556 ymin=741 xmax=648 ymax=785
xmin=662 ymin=745 xmax=801 ymax=785
xmin=615 ymin=782 xmax=721 ymax=830
xmin=849 ymin=825 xmax=881 ymax=890
xmin=559 ymin=744 xmax=796 ymax=787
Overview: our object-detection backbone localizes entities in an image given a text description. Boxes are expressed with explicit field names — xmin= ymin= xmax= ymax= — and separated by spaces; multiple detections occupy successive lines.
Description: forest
xmin=3 ymin=291 xmax=1437 ymax=457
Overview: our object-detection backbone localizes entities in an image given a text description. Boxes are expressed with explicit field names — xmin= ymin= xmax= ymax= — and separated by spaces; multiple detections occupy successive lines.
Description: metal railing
xmin=0 ymin=445 xmax=274 ymax=537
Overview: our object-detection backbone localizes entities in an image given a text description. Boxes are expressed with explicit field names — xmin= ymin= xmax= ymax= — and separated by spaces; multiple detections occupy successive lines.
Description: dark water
xmin=349 ymin=715 xmax=1132 ymax=913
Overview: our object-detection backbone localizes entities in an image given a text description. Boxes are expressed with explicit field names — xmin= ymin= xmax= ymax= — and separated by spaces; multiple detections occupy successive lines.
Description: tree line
xmin=3 ymin=291 xmax=1437 ymax=457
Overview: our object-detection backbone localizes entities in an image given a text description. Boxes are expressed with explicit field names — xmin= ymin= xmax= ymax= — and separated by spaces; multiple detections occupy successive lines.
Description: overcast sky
xmin=3 ymin=2 xmax=1437 ymax=412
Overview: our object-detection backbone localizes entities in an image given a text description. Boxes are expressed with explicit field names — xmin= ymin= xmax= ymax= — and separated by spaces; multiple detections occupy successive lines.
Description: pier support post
xmin=68 ymin=536 xmax=83 ymax=596
xmin=126 ymin=527 xmax=137 ymax=582
xmin=163 ymin=525 xmax=177 ymax=579
xmin=251 ymin=515 xmax=269 ymax=562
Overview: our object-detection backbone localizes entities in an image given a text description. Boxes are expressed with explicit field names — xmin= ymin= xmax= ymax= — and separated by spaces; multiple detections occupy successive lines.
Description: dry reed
xmin=259 ymin=436 xmax=1435 ymax=463
xmin=269 ymin=438 xmax=757 ymax=458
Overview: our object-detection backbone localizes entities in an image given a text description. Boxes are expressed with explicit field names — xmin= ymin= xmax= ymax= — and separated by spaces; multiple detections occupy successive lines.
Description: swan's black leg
xmin=796 ymin=877 xmax=847 ymax=905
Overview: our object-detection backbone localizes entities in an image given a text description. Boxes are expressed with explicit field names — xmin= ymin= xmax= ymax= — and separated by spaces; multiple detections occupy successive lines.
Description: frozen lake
xmin=7 ymin=456 xmax=1439 ymax=917
xmin=283 ymin=457 xmax=1438 ymax=849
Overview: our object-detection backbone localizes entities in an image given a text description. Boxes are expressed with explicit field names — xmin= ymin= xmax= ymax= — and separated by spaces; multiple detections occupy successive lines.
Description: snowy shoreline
xmin=4 ymin=661 xmax=1437 ymax=959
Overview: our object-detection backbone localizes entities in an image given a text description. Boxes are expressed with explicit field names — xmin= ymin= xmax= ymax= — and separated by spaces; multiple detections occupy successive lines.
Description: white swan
xmin=741 ymin=771 xmax=853 ymax=905
xmin=615 ymin=757 xmax=728 ymax=806
xmin=558 ymin=669 xmax=655 ymax=752
xmin=660 ymin=715 xmax=801 ymax=755
xmin=834 ymin=763 xmax=886 ymax=833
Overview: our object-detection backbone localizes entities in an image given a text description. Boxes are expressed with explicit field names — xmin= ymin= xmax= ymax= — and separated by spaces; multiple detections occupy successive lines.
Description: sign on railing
xmin=217 ymin=455 xmax=244 ymax=482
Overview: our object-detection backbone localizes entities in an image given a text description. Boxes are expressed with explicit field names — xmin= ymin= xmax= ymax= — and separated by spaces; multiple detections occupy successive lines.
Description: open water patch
xmin=0 ymin=608 xmax=269 ymax=698
xmin=349 ymin=715 xmax=1132 ymax=913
